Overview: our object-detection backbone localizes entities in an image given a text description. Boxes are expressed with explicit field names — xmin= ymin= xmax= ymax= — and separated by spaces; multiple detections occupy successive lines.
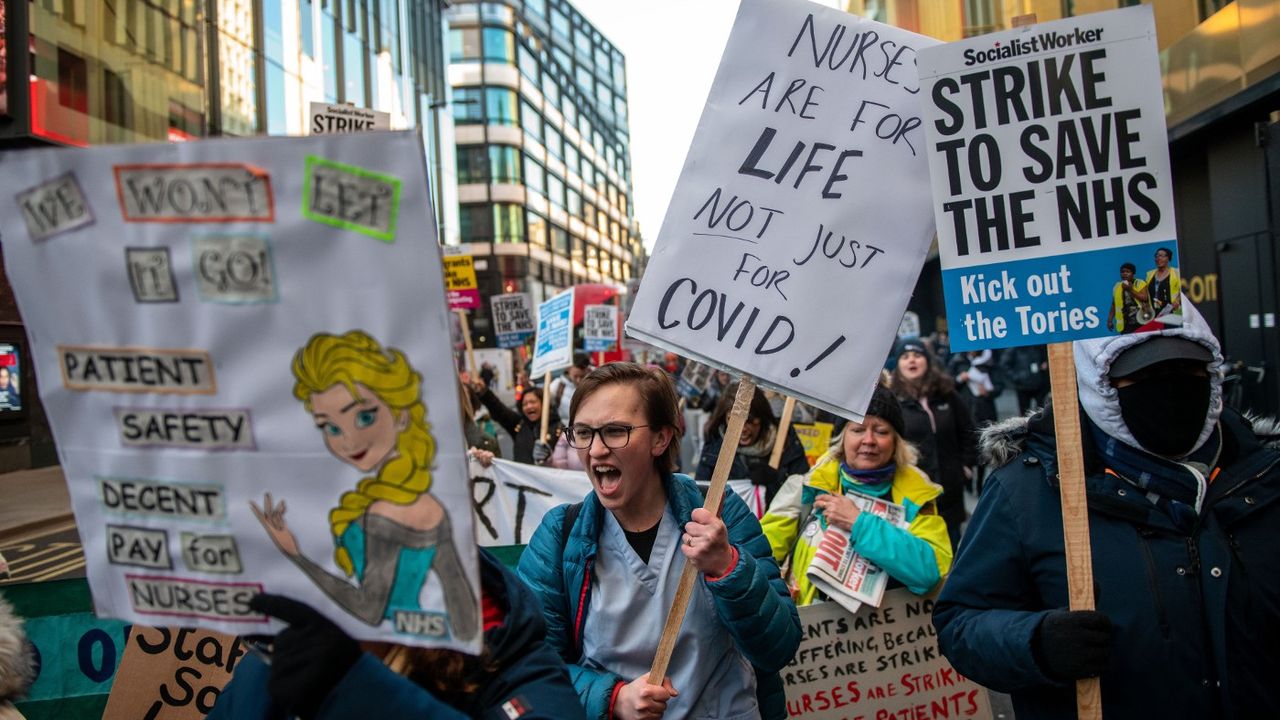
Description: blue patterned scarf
xmin=838 ymin=462 xmax=896 ymax=499
xmin=1087 ymin=418 xmax=1220 ymax=531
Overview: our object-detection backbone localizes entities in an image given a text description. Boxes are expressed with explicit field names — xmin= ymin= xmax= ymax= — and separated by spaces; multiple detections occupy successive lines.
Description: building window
xmin=521 ymin=100 xmax=543 ymax=142
xmin=453 ymin=87 xmax=484 ymax=123
xmin=573 ymin=24 xmax=592 ymax=57
xmin=457 ymin=145 xmax=489 ymax=184
xmin=547 ymin=173 xmax=565 ymax=209
xmin=567 ymin=188 xmax=583 ymax=217
xmin=545 ymin=126 xmax=564 ymax=160
xmin=542 ymin=70 xmax=561 ymax=107
xmin=525 ymin=156 xmax=546 ymax=194
xmin=460 ymin=203 xmax=494 ymax=243
xmin=575 ymin=65 xmax=593 ymax=92
xmin=564 ymin=144 xmax=580 ymax=177
xmin=561 ymin=98 xmax=577 ymax=129
xmin=551 ymin=225 xmax=570 ymax=255
xmin=551 ymin=8 xmax=570 ymax=40
xmin=528 ymin=210 xmax=549 ymax=249
xmin=57 ymin=48 xmax=89 ymax=113
xmin=518 ymin=43 xmax=539 ymax=80
xmin=450 ymin=27 xmax=481 ymax=62
xmin=525 ymin=0 xmax=547 ymax=18
xmin=490 ymin=145 xmax=523 ymax=183
xmin=483 ymin=27 xmax=515 ymax=64
xmin=486 ymin=87 xmax=519 ymax=125
xmin=494 ymin=203 xmax=526 ymax=243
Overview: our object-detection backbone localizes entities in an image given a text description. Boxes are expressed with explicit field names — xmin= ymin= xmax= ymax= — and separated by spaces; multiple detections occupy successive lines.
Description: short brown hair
xmin=569 ymin=362 xmax=682 ymax=473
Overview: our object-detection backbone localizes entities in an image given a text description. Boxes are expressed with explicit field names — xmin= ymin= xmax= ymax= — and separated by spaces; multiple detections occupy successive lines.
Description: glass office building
xmin=445 ymin=0 xmax=643 ymax=346
xmin=5 ymin=0 xmax=447 ymax=145
xmin=0 ymin=0 xmax=451 ymax=466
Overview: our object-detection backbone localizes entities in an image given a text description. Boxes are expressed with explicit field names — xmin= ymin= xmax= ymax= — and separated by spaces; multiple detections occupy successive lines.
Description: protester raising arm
xmin=517 ymin=363 xmax=801 ymax=720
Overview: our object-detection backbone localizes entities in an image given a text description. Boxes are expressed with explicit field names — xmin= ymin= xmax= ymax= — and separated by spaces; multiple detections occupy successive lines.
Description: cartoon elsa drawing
xmin=252 ymin=330 xmax=478 ymax=641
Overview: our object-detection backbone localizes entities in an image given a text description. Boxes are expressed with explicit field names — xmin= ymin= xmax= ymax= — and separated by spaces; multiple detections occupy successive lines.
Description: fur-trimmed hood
xmin=0 ymin=592 xmax=35 ymax=702
xmin=980 ymin=408 xmax=1280 ymax=469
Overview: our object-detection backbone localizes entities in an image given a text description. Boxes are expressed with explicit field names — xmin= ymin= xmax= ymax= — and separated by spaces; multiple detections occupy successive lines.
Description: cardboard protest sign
xmin=102 ymin=626 xmax=243 ymax=719
xmin=490 ymin=292 xmax=535 ymax=348
xmin=308 ymin=102 xmax=391 ymax=134
xmin=784 ymin=592 xmax=992 ymax=720
xmin=625 ymin=0 xmax=939 ymax=421
xmin=583 ymin=304 xmax=619 ymax=353
xmin=443 ymin=253 xmax=481 ymax=311
xmin=918 ymin=5 xmax=1180 ymax=351
xmin=470 ymin=458 xmax=592 ymax=546
xmin=0 ymin=132 xmax=481 ymax=651
xmin=531 ymin=288 xmax=575 ymax=377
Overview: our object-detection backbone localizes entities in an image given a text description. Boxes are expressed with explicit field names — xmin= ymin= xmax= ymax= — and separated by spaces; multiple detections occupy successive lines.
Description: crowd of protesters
xmin=170 ymin=301 xmax=1280 ymax=719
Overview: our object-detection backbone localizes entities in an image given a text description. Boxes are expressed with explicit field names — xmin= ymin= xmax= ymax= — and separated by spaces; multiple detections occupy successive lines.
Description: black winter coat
xmin=935 ymin=406 xmax=1280 ymax=720
xmin=895 ymin=389 xmax=977 ymax=533
xmin=478 ymin=388 xmax=561 ymax=465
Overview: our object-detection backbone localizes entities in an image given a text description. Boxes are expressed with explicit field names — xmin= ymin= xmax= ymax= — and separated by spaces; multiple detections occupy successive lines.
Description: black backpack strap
xmin=560 ymin=501 xmax=582 ymax=553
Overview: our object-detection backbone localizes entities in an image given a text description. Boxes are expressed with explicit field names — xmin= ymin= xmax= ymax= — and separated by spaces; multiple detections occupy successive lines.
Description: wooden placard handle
xmin=648 ymin=376 xmax=757 ymax=684
xmin=539 ymin=370 xmax=553 ymax=443
xmin=1047 ymin=341 xmax=1101 ymax=720
xmin=769 ymin=396 xmax=797 ymax=468
xmin=456 ymin=309 xmax=478 ymax=378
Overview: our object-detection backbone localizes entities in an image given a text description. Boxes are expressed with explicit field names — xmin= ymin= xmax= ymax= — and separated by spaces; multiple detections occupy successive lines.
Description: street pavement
xmin=0 ymin=465 xmax=83 ymax=585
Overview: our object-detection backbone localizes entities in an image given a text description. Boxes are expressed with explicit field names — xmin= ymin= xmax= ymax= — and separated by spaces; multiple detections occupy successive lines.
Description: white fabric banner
xmin=626 ymin=0 xmax=940 ymax=421
xmin=2 ymin=131 xmax=481 ymax=651
xmin=469 ymin=459 xmax=770 ymax=548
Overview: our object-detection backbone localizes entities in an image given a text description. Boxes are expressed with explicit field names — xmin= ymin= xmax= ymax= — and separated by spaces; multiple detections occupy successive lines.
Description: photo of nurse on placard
xmin=252 ymin=330 xmax=479 ymax=641
xmin=1107 ymin=248 xmax=1184 ymax=335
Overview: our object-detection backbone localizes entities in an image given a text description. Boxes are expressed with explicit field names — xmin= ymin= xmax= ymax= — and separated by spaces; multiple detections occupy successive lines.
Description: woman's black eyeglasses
xmin=564 ymin=423 xmax=651 ymax=449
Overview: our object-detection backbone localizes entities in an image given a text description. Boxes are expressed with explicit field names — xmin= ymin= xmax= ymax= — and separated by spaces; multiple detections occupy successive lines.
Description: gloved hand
xmin=1032 ymin=609 xmax=1113 ymax=682
xmin=748 ymin=463 xmax=778 ymax=487
xmin=248 ymin=593 xmax=361 ymax=719
xmin=532 ymin=440 xmax=552 ymax=465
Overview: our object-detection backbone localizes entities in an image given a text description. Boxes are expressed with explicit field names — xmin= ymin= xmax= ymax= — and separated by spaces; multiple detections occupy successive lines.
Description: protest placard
xmin=102 ymin=626 xmax=244 ymax=719
xmin=443 ymin=253 xmax=481 ymax=311
xmin=583 ymin=304 xmax=618 ymax=353
xmin=677 ymin=360 xmax=715 ymax=399
xmin=918 ymin=5 xmax=1179 ymax=351
xmin=625 ymin=0 xmax=940 ymax=421
xmin=0 ymin=131 xmax=481 ymax=651
xmin=531 ymin=288 xmax=575 ymax=378
xmin=308 ymin=102 xmax=391 ymax=134
xmin=490 ymin=292 xmax=535 ymax=348
xmin=783 ymin=591 xmax=992 ymax=720
xmin=794 ymin=421 xmax=834 ymax=465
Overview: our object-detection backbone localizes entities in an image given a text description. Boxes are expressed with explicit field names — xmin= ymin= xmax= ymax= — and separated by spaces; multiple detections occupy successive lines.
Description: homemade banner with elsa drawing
xmin=0 ymin=131 xmax=482 ymax=650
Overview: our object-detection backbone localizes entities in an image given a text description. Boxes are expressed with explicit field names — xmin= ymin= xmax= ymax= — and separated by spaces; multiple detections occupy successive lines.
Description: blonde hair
xmin=817 ymin=419 xmax=920 ymax=470
xmin=292 ymin=331 xmax=435 ymax=576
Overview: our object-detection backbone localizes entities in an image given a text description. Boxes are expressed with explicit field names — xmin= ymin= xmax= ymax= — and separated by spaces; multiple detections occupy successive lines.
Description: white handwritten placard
xmin=0 ymin=132 xmax=482 ymax=652
xmin=784 ymin=592 xmax=992 ymax=720
xmin=918 ymin=6 xmax=1179 ymax=350
xmin=625 ymin=0 xmax=940 ymax=421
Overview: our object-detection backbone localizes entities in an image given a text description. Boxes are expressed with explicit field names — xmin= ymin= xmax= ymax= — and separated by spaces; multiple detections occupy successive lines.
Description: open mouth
xmin=350 ymin=448 xmax=369 ymax=462
xmin=592 ymin=464 xmax=622 ymax=497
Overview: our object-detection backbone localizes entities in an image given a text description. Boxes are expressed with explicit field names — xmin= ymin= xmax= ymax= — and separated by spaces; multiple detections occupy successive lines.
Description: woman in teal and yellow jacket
xmin=761 ymin=385 xmax=952 ymax=606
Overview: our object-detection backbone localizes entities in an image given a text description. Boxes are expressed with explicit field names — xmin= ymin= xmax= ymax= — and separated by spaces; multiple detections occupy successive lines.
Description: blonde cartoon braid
xmin=292 ymin=331 xmax=436 ymax=576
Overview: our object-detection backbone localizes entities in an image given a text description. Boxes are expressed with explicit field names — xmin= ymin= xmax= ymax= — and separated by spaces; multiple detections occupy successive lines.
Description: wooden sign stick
xmin=456 ymin=309 xmax=479 ymax=379
xmin=1046 ymin=341 xmax=1101 ymax=720
xmin=649 ymin=376 xmax=757 ymax=685
xmin=769 ymin=396 xmax=797 ymax=468
xmin=539 ymin=370 xmax=554 ymax=443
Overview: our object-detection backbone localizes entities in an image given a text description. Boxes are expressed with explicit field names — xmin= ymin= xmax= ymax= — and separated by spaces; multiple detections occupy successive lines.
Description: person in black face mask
xmin=932 ymin=300 xmax=1280 ymax=720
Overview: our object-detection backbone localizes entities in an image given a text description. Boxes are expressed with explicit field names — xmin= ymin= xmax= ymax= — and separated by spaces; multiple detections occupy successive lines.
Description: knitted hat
xmin=892 ymin=338 xmax=931 ymax=369
xmin=863 ymin=385 xmax=906 ymax=437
